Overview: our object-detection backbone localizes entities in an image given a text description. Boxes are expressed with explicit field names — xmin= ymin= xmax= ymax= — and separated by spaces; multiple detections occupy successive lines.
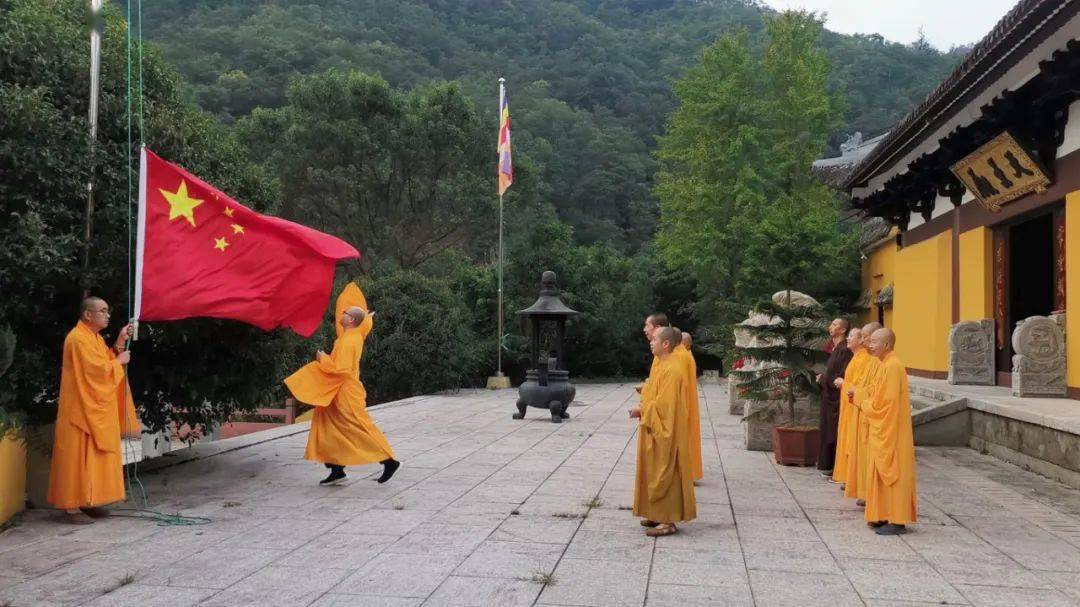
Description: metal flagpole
xmin=497 ymin=77 xmax=506 ymax=379
xmin=80 ymin=0 xmax=105 ymax=296
xmin=498 ymin=188 xmax=504 ymax=378
xmin=488 ymin=78 xmax=510 ymax=389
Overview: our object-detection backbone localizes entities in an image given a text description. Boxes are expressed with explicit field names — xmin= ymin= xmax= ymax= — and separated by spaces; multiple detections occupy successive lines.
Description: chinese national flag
xmin=134 ymin=148 xmax=360 ymax=337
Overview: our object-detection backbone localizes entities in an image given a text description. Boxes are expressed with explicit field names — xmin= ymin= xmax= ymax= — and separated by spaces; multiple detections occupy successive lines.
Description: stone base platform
xmin=910 ymin=378 xmax=1080 ymax=490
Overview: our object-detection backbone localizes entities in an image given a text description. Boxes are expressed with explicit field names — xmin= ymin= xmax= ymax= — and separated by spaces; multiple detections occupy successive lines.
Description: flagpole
xmin=80 ymin=0 xmax=105 ymax=296
xmin=496 ymin=77 xmax=506 ymax=381
xmin=488 ymin=78 xmax=510 ymax=390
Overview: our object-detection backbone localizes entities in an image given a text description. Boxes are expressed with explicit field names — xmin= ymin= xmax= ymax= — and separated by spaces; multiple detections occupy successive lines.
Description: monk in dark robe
xmin=816 ymin=318 xmax=852 ymax=476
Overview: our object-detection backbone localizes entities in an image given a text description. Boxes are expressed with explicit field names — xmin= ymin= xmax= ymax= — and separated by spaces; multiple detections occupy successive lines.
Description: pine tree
xmin=731 ymin=291 xmax=828 ymax=426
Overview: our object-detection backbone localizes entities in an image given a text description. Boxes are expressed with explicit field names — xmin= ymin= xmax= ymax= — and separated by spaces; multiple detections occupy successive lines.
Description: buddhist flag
xmin=133 ymin=148 xmax=360 ymax=337
xmin=498 ymin=80 xmax=513 ymax=195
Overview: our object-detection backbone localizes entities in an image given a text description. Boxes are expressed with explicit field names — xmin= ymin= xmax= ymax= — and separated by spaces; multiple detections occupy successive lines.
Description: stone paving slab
xmin=1 ymin=382 xmax=1080 ymax=606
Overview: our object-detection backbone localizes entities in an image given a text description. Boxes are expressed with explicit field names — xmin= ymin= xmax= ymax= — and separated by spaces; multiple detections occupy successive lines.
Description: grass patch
xmin=393 ymin=504 xmax=405 ymax=510
xmin=531 ymin=572 xmax=557 ymax=586
xmin=583 ymin=497 xmax=603 ymax=509
xmin=222 ymin=501 xmax=242 ymax=508
xmin=551 ymin=512 xmax=583 ymax=519
xmin=510 ymin=509 xmax=520 ymax=515
xmin=617 ymin=505 xmax=633 ymax=511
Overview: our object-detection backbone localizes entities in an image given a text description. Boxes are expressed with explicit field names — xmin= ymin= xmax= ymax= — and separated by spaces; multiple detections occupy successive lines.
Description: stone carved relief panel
xmin=1011 ymin=315 xmax=1066 ymax=397
xmin=948 ymin=320 xmax=995 ymax=385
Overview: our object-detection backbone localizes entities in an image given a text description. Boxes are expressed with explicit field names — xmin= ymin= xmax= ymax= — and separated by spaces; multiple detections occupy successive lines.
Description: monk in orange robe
xmin=636 ymin=313 xmax=670 ymax=395
xmin=675 ymin=332 xmax=703 ymax=481
xmin=285 ymin=284 xmax=398 ymax=485
xmin=631 ymin=326 xmax=696 ymax=537
xmin=48 ymin=297 xmax=140 ymax=524
xmin=853 ymin=322 xmax=882 ymax=505
xmin=850 ymin=328 xmax=917 ymax=535
xmin=832 ymin=328 xmax=864 ymax=487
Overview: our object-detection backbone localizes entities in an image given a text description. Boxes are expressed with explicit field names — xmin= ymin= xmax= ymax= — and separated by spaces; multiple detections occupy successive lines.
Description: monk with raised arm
xmin=674 ymin=332 xmax=703 ymax=481
xmin=48 ymin=297 xmax=140 ymax=524
xmin=285 ymin=285 xmax=399 ymax=486
xmin=630 ymin=326 xmax=696 ymax=537
xmin=850 ymin=328 xmax=917 ymax=535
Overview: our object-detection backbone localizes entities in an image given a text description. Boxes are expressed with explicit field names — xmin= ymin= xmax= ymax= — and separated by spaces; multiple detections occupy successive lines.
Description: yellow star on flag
xmin=160 ymin=180 xmax=204 ymax=227
xmin=231 ymin=224 xmax=245 ymax=235
xmin=214 ymin=237 xmax=230 ymax=252
xmin=224 ymin=206 xmax=235 ymax=218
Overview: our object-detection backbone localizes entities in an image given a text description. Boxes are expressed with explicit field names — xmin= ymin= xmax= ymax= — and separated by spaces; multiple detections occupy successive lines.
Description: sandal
xmin=640 ymin=519 xmax=660 ymax=528
xmin=646 ymin=523 xmax=677 ymax=537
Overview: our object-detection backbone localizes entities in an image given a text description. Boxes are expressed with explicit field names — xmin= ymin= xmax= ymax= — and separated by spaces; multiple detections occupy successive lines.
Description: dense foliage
xmin=656 ymin=12 xmax=859 ymax=365
xmin=135 ymin=0 xmax=965 ymax=249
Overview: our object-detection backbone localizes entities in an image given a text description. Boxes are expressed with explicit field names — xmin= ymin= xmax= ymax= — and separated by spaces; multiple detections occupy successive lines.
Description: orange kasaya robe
xmin=673 ymin=344 xmax=703 ymax=480
xmin=285 ymin=285 xmax=394 ymax=467
xmin=48 ymin=321 xmax=140 ymax=510
xmin=633 ymin=355 xmax=696 ymax=524
xmin=856 ymin=352 xmax=917 ymax=525
xmin=833 ymin=348 xmax=868 ymax=485
xmin=852 ymin=355 xmax=883 ymax=500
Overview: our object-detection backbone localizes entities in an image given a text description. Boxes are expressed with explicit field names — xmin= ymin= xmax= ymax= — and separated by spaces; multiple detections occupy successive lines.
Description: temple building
xmin=815 ymin=0 xmax=1080 ymax=487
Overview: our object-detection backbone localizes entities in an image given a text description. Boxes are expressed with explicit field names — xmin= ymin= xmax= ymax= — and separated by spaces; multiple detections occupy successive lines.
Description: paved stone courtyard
xmin=2 ymin=382 xmax=1080 ymax=606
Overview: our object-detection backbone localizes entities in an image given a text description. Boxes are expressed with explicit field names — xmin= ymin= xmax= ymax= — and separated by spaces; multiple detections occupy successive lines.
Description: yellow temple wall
xmin=1067 ymin=192 xmax=1080 ymax=390
xmin=859 ymin=238 xmax=896 ymax=328
xmin=892 ymin=231 xmax=952 ymax=375
xmin=958 ymin=227 xmax=994 ymax=322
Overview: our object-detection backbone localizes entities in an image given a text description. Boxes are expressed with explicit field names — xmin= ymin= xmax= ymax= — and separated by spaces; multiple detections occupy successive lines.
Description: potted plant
xmin=732 ymin=290 xmax=828 ymax=465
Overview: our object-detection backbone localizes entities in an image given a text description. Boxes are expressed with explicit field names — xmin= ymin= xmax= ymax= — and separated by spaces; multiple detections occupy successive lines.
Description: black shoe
xmin=874 ymin=523 xmax=907 ymax=536
xmin=867 ymin=520 xmax=887 ymax=528
xmin=856 ymin=499 xmax=866 ymax=507
xmin=377 ymin=459 xmax=400 ymax=484
xmin=819 ymin=470 xmax=833 ymax=478
xmin=320 ymin=468 xmax=346 ymax=485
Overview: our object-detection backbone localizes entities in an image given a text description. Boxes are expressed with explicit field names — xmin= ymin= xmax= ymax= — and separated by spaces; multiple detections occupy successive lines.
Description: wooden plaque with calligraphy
xmin=950 ymin=132 xmax=1051 ymax=212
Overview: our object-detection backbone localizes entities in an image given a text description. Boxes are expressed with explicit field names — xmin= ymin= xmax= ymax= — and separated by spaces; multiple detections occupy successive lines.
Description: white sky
xmin=760 ymin=0 xmax=1020 ymax=49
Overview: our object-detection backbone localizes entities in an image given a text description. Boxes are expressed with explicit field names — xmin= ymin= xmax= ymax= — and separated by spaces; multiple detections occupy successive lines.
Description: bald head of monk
xmin=651 ymin=326 xmax=681 ymax=358
xmin=341 ymin=306 xmax=367 ymax=329
xmin=861 ymin=322 xmax=882 ymax=348
xmin=644 ymin=313 xmax=670 ymax=341
xmin=846 ymin=327 xmax=863 ymax=352
xmin=681 ymin=332 xmax=692 ymax=349
xmin=79 ymin=297 xmax=111 ymax=333
xmin=868 ymin=328 xmax=896 ymax=359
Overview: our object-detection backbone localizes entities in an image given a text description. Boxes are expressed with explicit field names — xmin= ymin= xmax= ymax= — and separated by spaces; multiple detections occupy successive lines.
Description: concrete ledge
xmin=910 ymin=378 xmax=1080 ymax=436
xmin=970 ymin=435 xmax=1080 ymax=490
xmin=134 ymin=394 xmax=440 ymax=474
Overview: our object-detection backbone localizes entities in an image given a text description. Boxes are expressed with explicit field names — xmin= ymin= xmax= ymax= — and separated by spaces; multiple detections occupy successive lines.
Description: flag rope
xmin=120 ymin=0 xmax=210 ymax=527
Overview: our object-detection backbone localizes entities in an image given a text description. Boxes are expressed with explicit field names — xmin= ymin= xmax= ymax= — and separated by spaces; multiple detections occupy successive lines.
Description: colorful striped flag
xmin=498 ymin=81 xmax=513 ymax=195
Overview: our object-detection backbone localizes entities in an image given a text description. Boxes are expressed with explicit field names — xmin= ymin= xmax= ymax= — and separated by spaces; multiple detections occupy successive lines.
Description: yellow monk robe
xmin=858 ymin=352 xmax=917 ymax=524
xmin=673 ymin=344 xmax=703 ymax=480
xmin=285 ymin=290 xmax=395 ymax=466
xmin=633 ymin=357 xmax=696 ymax=524
xmin=832 ymin=349 xmax=868 ymax=485
xmin=854 ymin=356 xmax=883 ymax=500
xmin=48 ymin=322 xmax=140 ymax=510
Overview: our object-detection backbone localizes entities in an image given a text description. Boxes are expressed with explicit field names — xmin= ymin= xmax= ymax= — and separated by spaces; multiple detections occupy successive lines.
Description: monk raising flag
xmin=134 ymin=148 xmax=360 ymax=337
xmin=285 ymin=283 xmax=400 ymax=486
xmin=48 ymin=298 xmax=140 ymax=524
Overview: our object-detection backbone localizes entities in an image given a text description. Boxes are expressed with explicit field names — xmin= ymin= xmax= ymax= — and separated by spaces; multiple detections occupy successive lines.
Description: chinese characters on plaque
xmin=950 ymin=132 xmax=1051 ymax=212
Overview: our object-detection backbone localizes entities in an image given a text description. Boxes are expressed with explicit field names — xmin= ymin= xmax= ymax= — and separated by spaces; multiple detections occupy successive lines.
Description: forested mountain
xmin=135 ymin=0 xmax=965 ymax=249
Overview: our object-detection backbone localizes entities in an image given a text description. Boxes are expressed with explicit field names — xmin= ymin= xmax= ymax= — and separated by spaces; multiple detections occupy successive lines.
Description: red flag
xmin=134 ymin=148 xmax=359 ymax=337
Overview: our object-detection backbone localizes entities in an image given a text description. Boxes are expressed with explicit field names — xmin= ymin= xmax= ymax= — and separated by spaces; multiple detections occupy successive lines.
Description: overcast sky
xmin=759 ymin=0 xmax=1020 ymax=49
